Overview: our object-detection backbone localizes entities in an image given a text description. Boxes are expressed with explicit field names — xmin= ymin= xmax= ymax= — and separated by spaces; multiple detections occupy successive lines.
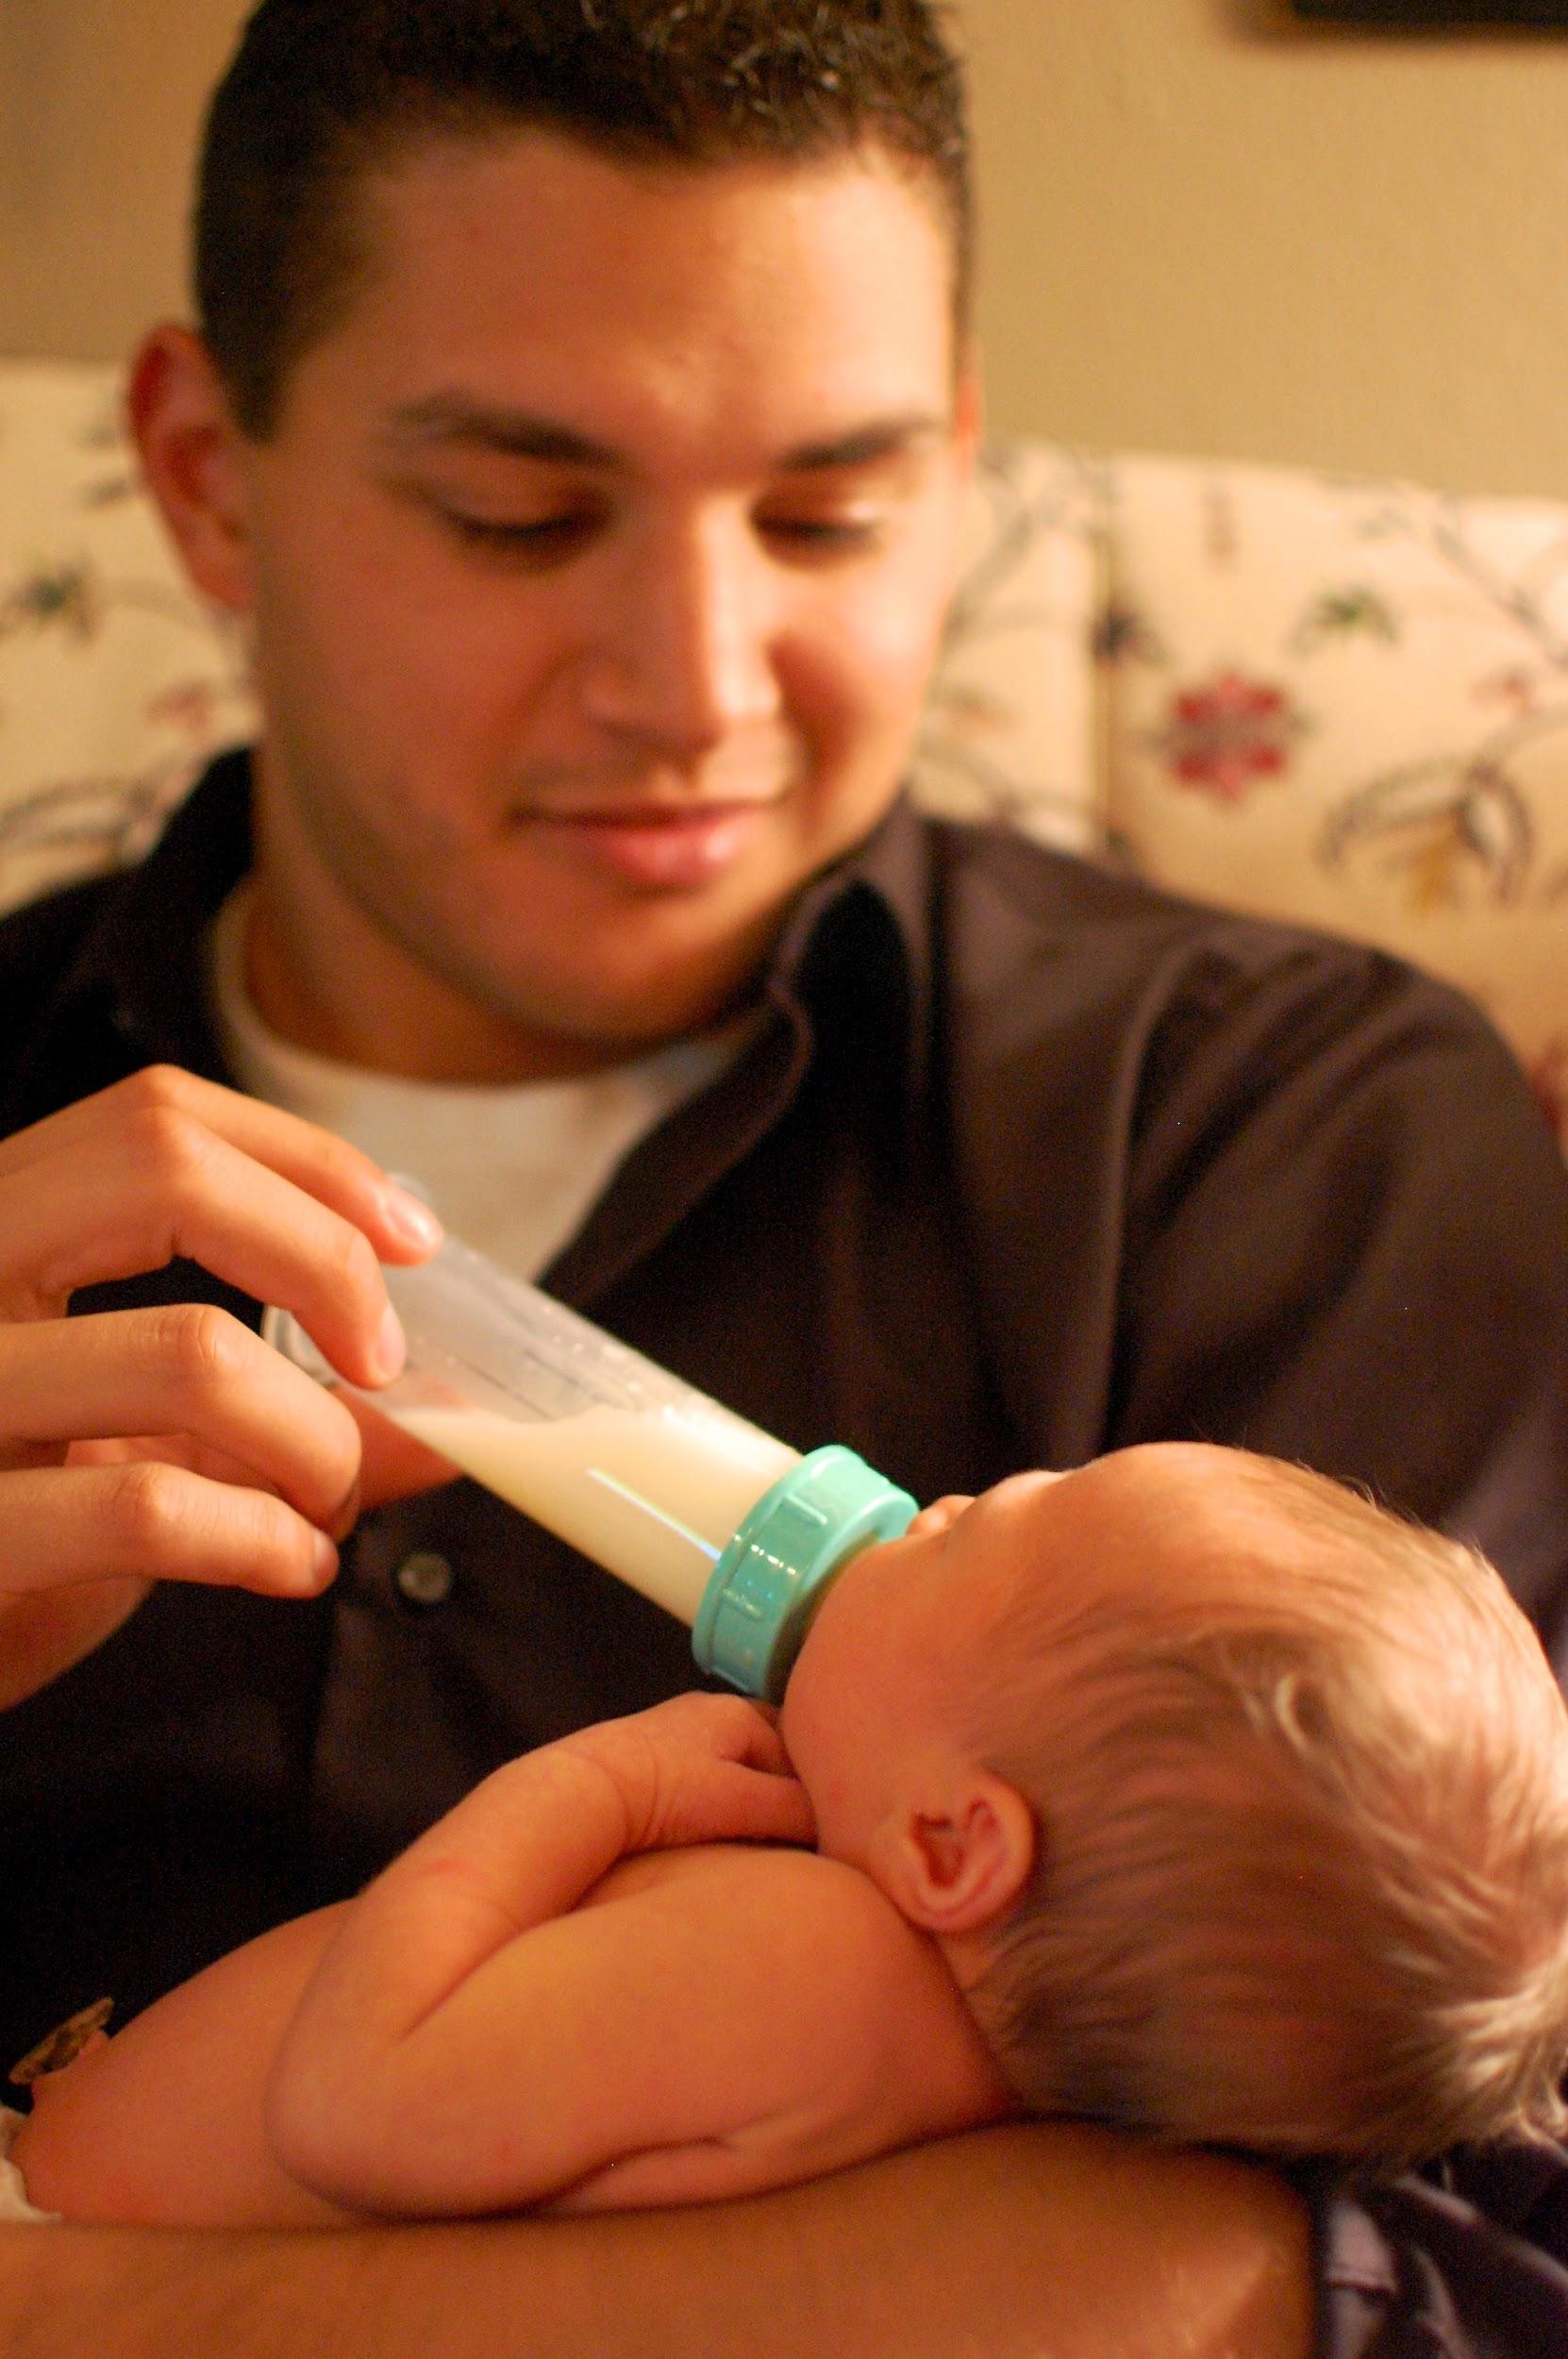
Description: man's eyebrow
xmin=777 ymin=416 xmax=950 ymax=473
xmin=382 ymin=397 xmax=621 ymax=467
xmin=379 ymin=398 xmax=949 ymax=473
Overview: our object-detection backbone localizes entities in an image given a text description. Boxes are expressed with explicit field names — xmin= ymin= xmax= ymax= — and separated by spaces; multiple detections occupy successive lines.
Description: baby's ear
xmin=876 ymin=1770 xmax=1035 ymax=1937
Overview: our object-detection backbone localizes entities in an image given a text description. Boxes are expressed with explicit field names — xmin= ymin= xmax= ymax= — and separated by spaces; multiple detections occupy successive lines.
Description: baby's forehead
xmin=1032 ymin=1442 xmax=1249 ymax=1544
xmin=1000 ymin=1444 xmax=1280 ymax=1611
xmin=1079 ymin=1439 xmax=1253 ymax=1501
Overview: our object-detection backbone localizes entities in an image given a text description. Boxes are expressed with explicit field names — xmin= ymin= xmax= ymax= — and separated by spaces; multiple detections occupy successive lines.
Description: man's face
xmin=212 ymin=134 xmax=976 ymax=1079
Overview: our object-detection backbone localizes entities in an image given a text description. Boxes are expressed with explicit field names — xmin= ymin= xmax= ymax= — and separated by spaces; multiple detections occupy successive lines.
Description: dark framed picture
xmin=1292 ymin=0 xmax=1568 ymax=19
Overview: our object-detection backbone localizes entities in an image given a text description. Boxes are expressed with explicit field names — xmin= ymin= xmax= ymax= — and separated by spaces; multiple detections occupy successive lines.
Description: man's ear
xmin=126 ymin=325 xmax=256 ymax=614
xmin=876 ymin=1768 xmax=1035 ymax=1938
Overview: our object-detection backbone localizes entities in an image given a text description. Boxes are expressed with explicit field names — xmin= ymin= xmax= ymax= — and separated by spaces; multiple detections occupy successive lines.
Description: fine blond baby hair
xmin=967 ymin=1449 xmax=1568 ymax=2177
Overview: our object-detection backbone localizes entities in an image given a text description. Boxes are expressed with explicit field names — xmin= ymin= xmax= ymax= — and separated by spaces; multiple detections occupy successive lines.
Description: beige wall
xmin=5 ymin=0 xmax=1568 ymax=496
xmin=0 ymin=0 xmax=252 ymax=363
xmin=960 ymin=0 xmax=1568 ymax=496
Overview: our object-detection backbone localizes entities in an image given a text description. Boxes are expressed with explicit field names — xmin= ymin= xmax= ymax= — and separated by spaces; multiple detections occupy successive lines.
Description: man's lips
xmin=511 ymin=798 xmax=780 ymax=889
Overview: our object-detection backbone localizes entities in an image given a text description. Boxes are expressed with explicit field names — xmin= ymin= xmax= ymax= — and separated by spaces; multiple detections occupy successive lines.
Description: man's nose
xmin=578 ymin=512 xmax=783 ymax=756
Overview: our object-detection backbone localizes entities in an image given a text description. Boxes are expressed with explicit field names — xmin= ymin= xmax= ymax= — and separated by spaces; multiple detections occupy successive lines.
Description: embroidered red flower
xmin=1155 ymin=669 xmax=1307 ymax=805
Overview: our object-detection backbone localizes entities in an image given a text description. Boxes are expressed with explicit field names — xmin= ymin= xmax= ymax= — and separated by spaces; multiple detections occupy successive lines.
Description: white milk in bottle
xmin=267 ymin=1229 xmax=916 ymax=1698
xmin=391 ymin=1398 xmax=799 ymax=1622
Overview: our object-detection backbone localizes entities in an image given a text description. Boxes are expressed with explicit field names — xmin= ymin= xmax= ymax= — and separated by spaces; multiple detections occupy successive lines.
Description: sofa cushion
xmin=1099 ymin=454 xmax=1567 ymax=1147
xmin=0 ymin=360 xmax=256 ymax=914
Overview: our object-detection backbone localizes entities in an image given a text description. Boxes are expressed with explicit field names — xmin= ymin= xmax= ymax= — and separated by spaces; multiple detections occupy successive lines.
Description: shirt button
xmin=394 ymin=1550 xmax=455 ymax=1608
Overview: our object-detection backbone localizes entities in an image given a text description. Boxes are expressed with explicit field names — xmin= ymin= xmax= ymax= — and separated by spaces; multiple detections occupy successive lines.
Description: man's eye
xmin=761 ymin=514 xmax=887 ymax=560
xmin=439 ymin=510 xmax=597 ymax=563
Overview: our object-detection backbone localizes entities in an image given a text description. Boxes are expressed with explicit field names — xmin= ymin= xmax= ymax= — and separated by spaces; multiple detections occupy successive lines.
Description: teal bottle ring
xmin=692 ymin=1444 xmax=918 ymax=1702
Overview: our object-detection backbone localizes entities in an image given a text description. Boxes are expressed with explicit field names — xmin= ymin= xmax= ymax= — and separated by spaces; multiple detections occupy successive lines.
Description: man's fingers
xmin=0 ymin=1067 xmax=436 ymax=1263
xmin=0 ymin=1068 xmax=442 ymax=1384
xmin=0 ymin=1309 xmax=361 ymax=1532
xmin=0 ymin=1127 xmax=409 ymax=1390
xmin=0 ymin=1073 xmax=446 ymax=1653
xmin=0 ymin=1460 xmax=339 ymax=1599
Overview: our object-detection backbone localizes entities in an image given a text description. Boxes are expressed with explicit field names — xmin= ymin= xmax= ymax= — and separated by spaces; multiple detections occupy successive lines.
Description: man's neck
xmin=241 ymin=877 xmax=652 ymax=1085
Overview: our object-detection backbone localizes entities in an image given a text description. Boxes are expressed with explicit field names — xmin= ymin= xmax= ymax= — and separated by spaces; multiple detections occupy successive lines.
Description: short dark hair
xmin=194 ymin=0 xmax=973 ymax=438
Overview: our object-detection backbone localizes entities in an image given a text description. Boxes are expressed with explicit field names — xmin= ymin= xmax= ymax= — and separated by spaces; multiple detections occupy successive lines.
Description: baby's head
xmin=782 ymin=1443 xmax=1568 ymax=2175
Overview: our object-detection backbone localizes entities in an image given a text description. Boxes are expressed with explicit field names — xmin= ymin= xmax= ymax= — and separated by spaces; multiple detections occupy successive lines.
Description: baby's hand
xmin=566 ymin=1693 xmax=816 ymax=1857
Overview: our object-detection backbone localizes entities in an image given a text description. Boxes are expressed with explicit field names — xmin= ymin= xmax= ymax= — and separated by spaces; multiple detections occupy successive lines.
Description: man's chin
xmin=461 ymin=968 xmax=767 ymax=1080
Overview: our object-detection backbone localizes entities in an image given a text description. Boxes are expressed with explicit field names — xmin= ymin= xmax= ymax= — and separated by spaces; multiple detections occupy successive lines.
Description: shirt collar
xmin=55 ymin=745 xmax=256 ymax=1077
xmin=775 ymin=790 xmax=933 ymax=1069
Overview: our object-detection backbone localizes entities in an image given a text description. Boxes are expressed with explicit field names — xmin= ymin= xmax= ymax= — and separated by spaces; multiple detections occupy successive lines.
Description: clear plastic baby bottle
xmin=267 ymin=1230 xmax=915 ymax=1699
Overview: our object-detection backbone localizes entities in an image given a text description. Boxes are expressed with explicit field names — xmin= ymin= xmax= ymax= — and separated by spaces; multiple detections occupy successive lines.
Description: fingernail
xmin=382 ymin=1185 xmax=443 ymax=1251
xmin=310 ymin=1531 xmax=340 ymax=1587
xmin=375 ymin=1302 xmax=407 ymax=1381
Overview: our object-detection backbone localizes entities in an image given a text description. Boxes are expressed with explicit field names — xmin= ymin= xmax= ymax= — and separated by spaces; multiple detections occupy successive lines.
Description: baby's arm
xmin=542 ymin=1844 xmax=1016 ymax=2213
xmin=14 ymin=1905 xmax=358 ymax=2226
xmin=18 ymin=1843 xmax=1005 ymax=2228
xmin=19 ymin=1696 xmax=1004 ymax=2226
xmin=267 ymin=1836 xmax=1011 ymax=2218
xmin=265 ymin=1693 xmax=828 ymax=2216
xmin=15 ymin=1693 xmax=810 ymax=2228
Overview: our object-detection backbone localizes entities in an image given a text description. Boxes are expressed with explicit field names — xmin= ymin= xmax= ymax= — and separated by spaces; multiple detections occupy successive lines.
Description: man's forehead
xmin=358 ymin=119 xmax=958 ymax=231
xmin=347 ymin=129 xmax=958 ymax=326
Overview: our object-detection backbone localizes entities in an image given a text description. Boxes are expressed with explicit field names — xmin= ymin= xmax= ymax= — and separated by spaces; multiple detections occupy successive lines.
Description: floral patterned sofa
xmin=1 ymin=357 xmax=1563 ymax=1156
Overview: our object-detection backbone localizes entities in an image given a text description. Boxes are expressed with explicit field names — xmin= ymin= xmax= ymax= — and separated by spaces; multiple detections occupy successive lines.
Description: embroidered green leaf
xmin=1289 ymin=585 xmax=1399 ymax=656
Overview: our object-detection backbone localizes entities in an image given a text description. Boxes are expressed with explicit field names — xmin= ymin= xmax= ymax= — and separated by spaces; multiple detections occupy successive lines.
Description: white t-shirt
xmin=205 ymin=885 xmax=750 ymax=1280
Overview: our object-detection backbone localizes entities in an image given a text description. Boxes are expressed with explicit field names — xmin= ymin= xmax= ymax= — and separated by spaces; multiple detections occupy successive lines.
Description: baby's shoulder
xmin=590 ymin=1845 xmax=973 ymax=2028
xmin=589 ymin=1840 xmax=879 ymax=1920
